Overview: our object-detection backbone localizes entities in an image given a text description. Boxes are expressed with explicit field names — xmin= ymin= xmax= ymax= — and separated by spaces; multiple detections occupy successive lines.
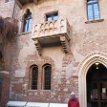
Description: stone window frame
xmin=85 ymin=0 xmax=104 ymax=23
xmin=42 ymin=64 xmax=52 ymax=90
xmin=29 ymin=64 xmax=38 ymax=90
xmin=26 ymin=56 xmax=55 ymax=91
xmin=45 ymin=11 xmax=59 ymax=21
xmin=19 ymin=9 xmax=32 ymax=34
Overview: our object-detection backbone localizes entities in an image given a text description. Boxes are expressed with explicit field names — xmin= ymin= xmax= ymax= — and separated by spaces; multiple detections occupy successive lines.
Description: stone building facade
xmin=1 ymin=0 xmax=107 ymax=107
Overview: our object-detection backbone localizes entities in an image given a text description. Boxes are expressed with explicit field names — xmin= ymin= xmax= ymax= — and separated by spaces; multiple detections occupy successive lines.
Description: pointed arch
xmin=78 ymin=53 xmax=107 ymax=107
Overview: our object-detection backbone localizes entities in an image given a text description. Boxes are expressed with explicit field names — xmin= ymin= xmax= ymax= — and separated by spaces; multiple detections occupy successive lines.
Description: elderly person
xmin=68 ymin=92 xmax=80 ymax=107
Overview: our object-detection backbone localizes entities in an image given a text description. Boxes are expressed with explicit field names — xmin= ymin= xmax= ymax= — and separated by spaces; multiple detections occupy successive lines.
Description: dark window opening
xmin=87 ymin=0 xmax=100 ymax=21
xmin=23 ymin=9 xmax=32 ymax=32
xmin=31 ymin=66 xmax=38 ymax=90
xmin=43 ymin=65 xmax=51 ymax=90
xmin=46 ymin=12 xmax=58 ymax=21
xmin=87 ymin=63 xmax=107 ymax=107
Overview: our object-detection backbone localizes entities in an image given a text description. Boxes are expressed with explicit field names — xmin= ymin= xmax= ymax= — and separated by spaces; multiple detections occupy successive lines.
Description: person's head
xmin=70 ymin=92 xmax=76 ymax=100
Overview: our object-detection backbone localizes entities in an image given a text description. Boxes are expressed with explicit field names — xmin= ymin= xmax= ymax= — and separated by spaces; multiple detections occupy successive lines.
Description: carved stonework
xmin=32 ymin=18 xmax=71 ymax=55
xmin=78 ymin=53 xmax=107 ymax=107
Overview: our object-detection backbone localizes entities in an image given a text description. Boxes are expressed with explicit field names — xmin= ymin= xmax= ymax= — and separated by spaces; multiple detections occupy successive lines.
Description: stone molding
xmin=78 ymin=52 xmax=107 ymax=107
xmin=32 ymin=18 xmax=71 ymax=55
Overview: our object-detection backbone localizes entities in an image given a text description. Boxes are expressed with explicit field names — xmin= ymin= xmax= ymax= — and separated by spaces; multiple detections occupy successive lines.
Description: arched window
xmin=43 ymin=64 xmax=51 ymax=90
xmin=31 ymin=66 xmax=38 ymax=90
xmin=87 ymin=0 xmax=100 ymax=20
xmin=23 ymin=9 xmax=32 ymax=32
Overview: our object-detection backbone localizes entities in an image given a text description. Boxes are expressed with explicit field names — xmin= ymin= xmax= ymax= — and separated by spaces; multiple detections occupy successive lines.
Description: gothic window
xmin=43 ymin=64 xmax=51 ymax=90
xmin=46 ymin=11 xmax=58 ymax=21
xmin=23 ymin=9 xmax=32 ymax=32
xmin=31 ymin=65 xmax=38 ymax=90
xmin=87 ymin=0 xmax=100 ymax=20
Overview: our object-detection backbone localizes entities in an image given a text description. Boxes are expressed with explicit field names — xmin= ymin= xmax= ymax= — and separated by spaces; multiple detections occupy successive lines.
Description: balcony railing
xmin=32 ymin=18 xmax=71 ymax=55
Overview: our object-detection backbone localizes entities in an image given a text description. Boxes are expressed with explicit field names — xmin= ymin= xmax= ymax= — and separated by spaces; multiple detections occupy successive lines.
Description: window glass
xmin=87 ymin=5 xmax=93 ymax=20
xmin=43 ymin=65 xmax=51 ymax=90
xmin=31 ymin=66 xmax=38 ymax=90
xmin=87 ymin=0 xmax=100 ymax=20
xmin=47 ymin=17 xmax=53 ymax=21
xmin=94 ymin=3 xmax=100 ymax=19
xmin=53 ymin=16 xmax=58 ymax=21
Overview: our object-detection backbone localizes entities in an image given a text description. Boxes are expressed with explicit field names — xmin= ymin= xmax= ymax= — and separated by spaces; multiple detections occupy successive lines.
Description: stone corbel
xmin=34 ymin=39 xmax=42 ymax=56
xmin=60 ymin=35 xmax=70 ymax=53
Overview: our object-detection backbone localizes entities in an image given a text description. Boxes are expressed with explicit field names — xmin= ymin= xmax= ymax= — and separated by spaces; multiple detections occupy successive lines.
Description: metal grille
xmin=44 ymin=65 xmax=51 ymax=90
xmin=31 ymin=67 xmax=38 ymax=90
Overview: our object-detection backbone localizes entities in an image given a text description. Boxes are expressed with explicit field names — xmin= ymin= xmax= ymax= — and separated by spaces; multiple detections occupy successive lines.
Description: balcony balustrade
xmin=32 ymin=18 xmax=71 ymax=55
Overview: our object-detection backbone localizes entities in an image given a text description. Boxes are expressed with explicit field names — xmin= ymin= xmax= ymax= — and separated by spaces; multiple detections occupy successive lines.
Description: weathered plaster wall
xmin=0 ymin=0 xmax=15 ymax=18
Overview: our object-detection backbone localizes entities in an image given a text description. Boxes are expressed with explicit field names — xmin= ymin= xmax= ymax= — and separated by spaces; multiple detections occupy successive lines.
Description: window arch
xmin=23 ymin=9 xmax=32 ymax=32
xmin=31 ymin=65 xmax=38 ymax=90
xmin=43 ymin=64 xmax=52 ymax=90
xmin=87 ymin=0 xmax=100 ymax=20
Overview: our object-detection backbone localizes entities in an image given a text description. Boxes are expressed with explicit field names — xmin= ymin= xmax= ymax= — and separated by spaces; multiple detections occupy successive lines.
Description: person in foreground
xmin=68 ymin=92 xmax=80 ymax=107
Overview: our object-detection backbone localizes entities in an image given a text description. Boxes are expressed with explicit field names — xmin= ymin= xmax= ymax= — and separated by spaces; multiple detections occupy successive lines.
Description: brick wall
xmin=0 ymin=71 xmax=10 ymax=107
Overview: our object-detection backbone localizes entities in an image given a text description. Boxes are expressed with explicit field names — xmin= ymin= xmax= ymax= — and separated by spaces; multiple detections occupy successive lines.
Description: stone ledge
xmin=19 ymin=31 xmax=31 ymax=36
xmin=85 ymin=19 xmax=104 ymax=24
